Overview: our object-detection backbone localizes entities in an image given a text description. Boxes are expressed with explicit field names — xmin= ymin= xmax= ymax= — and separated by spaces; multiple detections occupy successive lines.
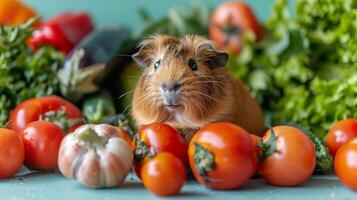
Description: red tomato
xmin=116 ymin=127 xmax=132 ymax=145
xmin=0 ymin=128 xmax=24 ymax=179
xmin=250 ymin=134 xmax=261 ymax=176
xmin=131 ymin=122 xmax=188 ymax=178
xmin=334 ymin=138 xmax=357 ymax=190
xmin=258 ymin=126 xmax=316 ymax=186
xmin=20 ymin=121 xmax=65 ymax=171
xmin=250 ymin=134 xmax=262 ymax=159
xmin=188 ymin=122 xmax=256 ymax=190
xmin=141 ymin=152 xmax=186 ymax=196
xmin=10 ymin=96 xmax=82 ymax=134
xmin=209 ymin=1 xmax=261 ymax=54
xmin=326 ymin=119 xmax=357 ymax=157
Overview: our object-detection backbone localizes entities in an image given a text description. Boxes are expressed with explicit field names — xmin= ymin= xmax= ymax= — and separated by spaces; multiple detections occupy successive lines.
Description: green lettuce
xmin=228 ymin=0 xmax=357 ymax=137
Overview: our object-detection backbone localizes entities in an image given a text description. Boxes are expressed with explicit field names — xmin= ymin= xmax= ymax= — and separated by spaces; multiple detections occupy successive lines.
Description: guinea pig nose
xmin=161 ymin=83 xmax=169 ymax=91
xmin=161 ymin=83 xmax=181 ymax=91
xmin=172 ymin=83 xmax=181 ymax=91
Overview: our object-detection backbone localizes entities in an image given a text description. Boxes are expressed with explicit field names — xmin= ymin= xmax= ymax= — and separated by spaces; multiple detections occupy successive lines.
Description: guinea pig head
xmin=132 ymin=35 xmax=229 ymax=126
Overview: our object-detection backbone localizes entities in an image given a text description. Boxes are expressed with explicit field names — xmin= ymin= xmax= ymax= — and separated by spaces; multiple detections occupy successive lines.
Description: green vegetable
xmin=0 ymin=19 xmax=64 ymax=126
xmin=133 ymin=0 xmax=210 ymax=39
xmin=279 ymin=123 xmax=333 ymax=173
xmin=58 ymin=49 xmax=105 ymax=101
xmin=300 ymin=127 xmax=333 ymax=173
xmin=82 ymin=91 xmax=116 ymax=124
xmin=228 ymin=0 xmax=357 ymax=137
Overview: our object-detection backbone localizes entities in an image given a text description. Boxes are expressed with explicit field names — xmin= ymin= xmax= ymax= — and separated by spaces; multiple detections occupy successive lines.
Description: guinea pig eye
xmin=188 ymin=58 xmax=198 ymax=71
xmin=153 ymin=59 xmax=161 ymax=70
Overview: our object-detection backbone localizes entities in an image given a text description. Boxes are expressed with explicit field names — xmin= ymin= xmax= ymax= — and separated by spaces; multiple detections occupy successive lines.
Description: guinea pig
xmin=131 ymin=35 xmax=264 ymax=141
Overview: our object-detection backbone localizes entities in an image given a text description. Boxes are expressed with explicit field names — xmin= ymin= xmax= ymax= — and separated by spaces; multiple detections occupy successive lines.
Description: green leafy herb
xmin=0 ymin=19 xmax=64 ymax=126
xmin=133 ymin=0 xmax=210 ymax=39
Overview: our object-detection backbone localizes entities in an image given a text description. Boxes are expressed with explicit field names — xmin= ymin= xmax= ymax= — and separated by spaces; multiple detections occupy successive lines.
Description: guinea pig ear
xmin=207 ymin=51 xmax=229 ymax=68
xmin=132 ymin=45 xmax=150 ymax=67
xmin=202 ymin=43 xmax=229 ymax=68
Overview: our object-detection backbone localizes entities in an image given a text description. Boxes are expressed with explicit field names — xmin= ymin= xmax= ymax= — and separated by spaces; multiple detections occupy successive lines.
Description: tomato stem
xmin=41 ymin=107 xmax=81 ymax=133
xmin=101 ymin=114 xmax=135 ymax=138
xmin=258 ymin=128 xmax=278 ymax=160
xmin=133 ymin=133 xmax=154 ymax=163
xmin=193 ymin=142 xmax=215 ymax=184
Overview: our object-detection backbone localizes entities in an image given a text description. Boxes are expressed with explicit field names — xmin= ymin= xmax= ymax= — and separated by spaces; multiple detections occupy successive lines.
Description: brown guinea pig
xmin=131 ymin=35 xmax=264 ymax=141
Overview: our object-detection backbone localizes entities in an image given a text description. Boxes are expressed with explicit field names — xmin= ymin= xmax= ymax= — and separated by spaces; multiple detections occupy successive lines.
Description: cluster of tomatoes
xmin=2 ymin=96 xmax=357 ymax=195
xmin=0 ymin=96 xmax=82 ymax=179
xmin=131 ymin=123 xmax=188 ymax=196
xmin=131 ymin=122 xmax=317 ymax=196
xmin=326 ymin=119 xmax=357 ymax=190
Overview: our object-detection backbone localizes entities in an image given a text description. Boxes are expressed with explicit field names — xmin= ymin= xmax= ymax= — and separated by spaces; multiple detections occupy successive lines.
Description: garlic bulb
xmin=58 ymin=124 xmax=133 ymax=188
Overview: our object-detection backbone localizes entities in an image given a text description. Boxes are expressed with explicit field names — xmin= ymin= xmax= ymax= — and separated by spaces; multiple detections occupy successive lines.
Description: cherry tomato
xmin=250 ymin=134 xmax=262 ymax=176
xmin=188 ymin=122 xmax=256 ymax=190
xmin=258 ymin=126 xmax=316 ymax=186
xmin=141 ymin=152 xmax=186 ymax=196
xmin=334 ymin=138 xmax=357 ymax=190
xmin=116 ymin=127 xmax=131 ymax=145
xmin=20 ymin=121 xmax=65 ymax=171
xmin=326 ymin=119 xmax=357 ymax=157
xmin=209 ymin=1 xmax=261 ymax=54
xmin=0 ymin=128 xmax=24 ymax=179
xmin=131 ymin=122 xmax=188 ymax=178
xmin=10 ymin=95 xmax=82 ymax=133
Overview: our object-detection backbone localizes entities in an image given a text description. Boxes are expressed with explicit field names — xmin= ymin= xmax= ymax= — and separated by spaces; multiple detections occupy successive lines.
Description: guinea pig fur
xmin=131 ymin=35 xmax=264 ymax=141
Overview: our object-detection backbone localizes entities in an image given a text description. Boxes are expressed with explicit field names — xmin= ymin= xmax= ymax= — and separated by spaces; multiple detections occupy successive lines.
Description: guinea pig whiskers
xmin=181 ymin=94 xmax=206 ymax=122
xmin=198 ymin=75 xmax=226 ymax=79
xmin=186 ymin=79 xmax=229 ymax=95
xmin=122 ymin=103 xmax=132 ymax=115
xmin=118 ymin=90 xmax=134 ymax=100
xmin=136 ymin=90 xmax=162 ymax=109
xmin=200 ymin=80 xmax=229 ymax=94
xmin=119 ymin=75 xmax=141 ymax=79
xmin=194 ymin=91 xmax=222 ymax=103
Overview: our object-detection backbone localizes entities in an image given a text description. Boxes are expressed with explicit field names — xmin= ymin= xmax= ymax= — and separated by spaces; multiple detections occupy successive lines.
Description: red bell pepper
xmin=28 ymin=12 xmax=93 ymax=54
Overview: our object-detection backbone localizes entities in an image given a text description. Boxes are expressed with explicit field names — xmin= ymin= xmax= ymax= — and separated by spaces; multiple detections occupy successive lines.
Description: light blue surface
xmin=1 ymin=170 xmax=357 ymax=200
xmin=21 ymin=0 xmax=295 ymax=28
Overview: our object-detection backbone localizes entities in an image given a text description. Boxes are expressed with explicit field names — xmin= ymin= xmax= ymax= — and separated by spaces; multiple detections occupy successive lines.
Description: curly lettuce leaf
xmin=227 ymin=0 xmax=357 ymax=137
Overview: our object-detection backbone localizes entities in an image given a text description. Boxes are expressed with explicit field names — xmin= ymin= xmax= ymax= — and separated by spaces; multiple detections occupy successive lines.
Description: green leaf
xmin=82 ymin=91 xmax=116 ymax=124
xmin=133 ymin=0 xmax=210 ymax=39
xmin=138 ymin=7 xmax=152 ymax=22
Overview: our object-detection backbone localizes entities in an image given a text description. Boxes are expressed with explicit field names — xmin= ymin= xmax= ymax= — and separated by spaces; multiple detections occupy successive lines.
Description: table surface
xmin=1 ymin=168 xmax=357 ymax=200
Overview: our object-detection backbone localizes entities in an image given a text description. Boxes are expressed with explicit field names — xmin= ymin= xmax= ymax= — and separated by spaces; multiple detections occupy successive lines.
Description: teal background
xmin=22 ymin=0 xmax=295 ymax=29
